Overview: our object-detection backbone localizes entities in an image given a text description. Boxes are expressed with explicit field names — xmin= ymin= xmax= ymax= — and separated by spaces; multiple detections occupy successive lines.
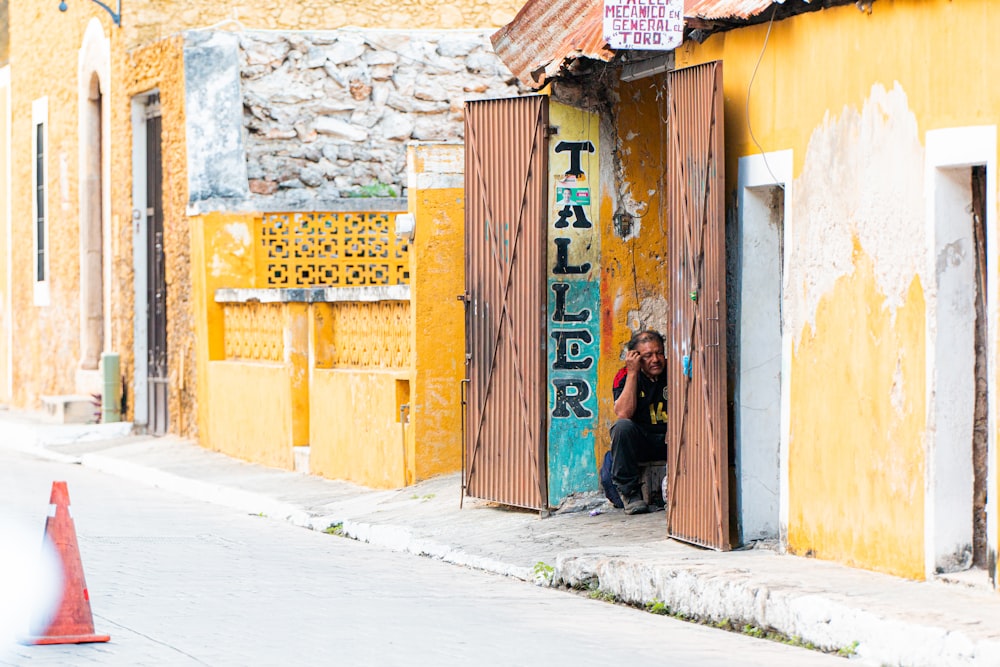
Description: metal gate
xmin=463 ymin=95 xmax=548 ymax=510
xmin=145 ymin=96 xmax=168 ymax=436
xmin=666 ymin=62 xmax=730 ymax=550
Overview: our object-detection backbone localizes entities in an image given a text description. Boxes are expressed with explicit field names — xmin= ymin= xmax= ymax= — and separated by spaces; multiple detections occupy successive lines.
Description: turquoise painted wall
xmin=546 ymin=102 xmax=601 ymax=506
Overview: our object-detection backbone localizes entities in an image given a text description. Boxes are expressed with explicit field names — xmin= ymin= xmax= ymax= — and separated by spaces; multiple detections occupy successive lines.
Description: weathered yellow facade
xmin=665 ymin=0 xmax=998 ymax=579
xmin=3 ymin=0 xmax=515 ymax=449
xmin=595 ymin=78 xmax=671 ymax=456
xmin=188 ymin=145 xmax=463 ymax=489
xmin=406 ymin=144 xmax=466 ymax=483
xmin=124 ymin=0 xmax=521 ymax=46
xmin=500 ymin=0 xmax=1000 ymax=577
xmin=6 ymin=4 xmax=97 ymax=405
xmin=124 ymin=35 xmax=191 ymax=433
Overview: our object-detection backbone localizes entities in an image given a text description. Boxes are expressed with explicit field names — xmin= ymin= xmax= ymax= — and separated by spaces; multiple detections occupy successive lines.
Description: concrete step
xmin=40 ymin=394 xmax=99 ymax=424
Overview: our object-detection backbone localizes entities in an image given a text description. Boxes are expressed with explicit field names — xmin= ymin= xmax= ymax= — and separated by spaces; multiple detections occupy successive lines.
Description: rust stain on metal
xmin=492 ymin=0 xmax=612 ymax=89
xmin=666 ymin=61 xmax=730 ymax=551
xmin=492 ymin=0 xmax=784 ymax=90
xmin=686 ymin=0 xmax=780 ymax=20
xmin=463 ymin=96 xmax=549 ymax=510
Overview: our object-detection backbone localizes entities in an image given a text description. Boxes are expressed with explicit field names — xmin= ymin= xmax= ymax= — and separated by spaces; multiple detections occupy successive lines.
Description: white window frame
xmin=32 ymin=96 xmax=50 ymax=306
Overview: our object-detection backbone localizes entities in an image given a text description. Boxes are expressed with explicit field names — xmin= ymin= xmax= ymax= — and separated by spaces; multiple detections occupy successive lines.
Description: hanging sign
xmin=603 ymin=0 xmax=684 ymax=51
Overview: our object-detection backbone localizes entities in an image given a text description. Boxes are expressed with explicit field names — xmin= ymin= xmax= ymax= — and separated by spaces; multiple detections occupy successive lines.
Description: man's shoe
xmin=623 ymin=495 xmax=649 ymax=515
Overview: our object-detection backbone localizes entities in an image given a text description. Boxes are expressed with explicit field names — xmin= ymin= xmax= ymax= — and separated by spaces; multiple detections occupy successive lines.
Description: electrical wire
xmin=746 ymin=5 xmax=783 ymax=188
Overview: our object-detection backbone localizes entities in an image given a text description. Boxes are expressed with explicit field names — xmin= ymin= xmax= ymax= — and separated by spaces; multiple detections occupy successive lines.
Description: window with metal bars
xmin=34 ymin=121 xmax=44 ymax=282
xmin=31 ymin=96 xmax=48 ymax=305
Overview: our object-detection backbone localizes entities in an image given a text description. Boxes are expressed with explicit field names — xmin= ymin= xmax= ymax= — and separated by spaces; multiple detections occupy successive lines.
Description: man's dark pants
xmin=610 ymin=419 xmax=666 ymax=500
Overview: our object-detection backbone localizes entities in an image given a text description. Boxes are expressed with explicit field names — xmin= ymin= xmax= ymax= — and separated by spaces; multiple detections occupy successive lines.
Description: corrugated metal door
xmin=463 ymin=95 xmax=548 ymax=510
xmin=666 ymin=61 xmax=730 ymax=550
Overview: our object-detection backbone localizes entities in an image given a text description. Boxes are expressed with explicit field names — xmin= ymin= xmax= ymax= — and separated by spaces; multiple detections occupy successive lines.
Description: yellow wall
xmin=9 ymin=0 xmax=505 ymax=428
xmin=0 ymin=70 xmax=8 ymax=403
xmin=191 ymin=197 xmax=466 ymax=489
xmin=309 ymin=368 xmax=412 ymax=488
xmin=788 ymin=246 xmax=926 ymax=577
xmin=7 ymin=3 xmax=89 ymax=405
xmin=595 ymin=76 xmax=672 ymax=457
xmin=204 ymin=300 xmax=309 ymax=469
xmin=190 ymin=212 xmax=259 ymax=444
xmin=122 ymin=36 xmax=193 ymax=432
xmin=407 ymin=144 xmax=466 ymax=483
xmin=663 ymin=0 xmax=999 ymax=577
xmin=124 ymin=0 xmax=522 ymax=49
xmin=206 ymin=361 xmax=299 ymax=469
xmin=8 ymin=0 xmax=193 ymax=422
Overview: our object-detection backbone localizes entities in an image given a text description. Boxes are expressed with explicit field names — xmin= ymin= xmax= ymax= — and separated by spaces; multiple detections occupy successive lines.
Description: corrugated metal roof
xmin=492 ymin=0 xmax=612 ymax=89
xmin=492 ymin=0 xmax=785 ymax=89
xmin=688 ymin=0 xmax=782 ymax=20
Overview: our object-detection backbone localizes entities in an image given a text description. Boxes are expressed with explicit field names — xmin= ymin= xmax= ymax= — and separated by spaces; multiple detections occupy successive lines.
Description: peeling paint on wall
xmin=547 ymin=102 xmax=601 ymax=505
xmin=626 ymin=294 xmax=669 ymax=338
xmin=790 ymin=82 xmax=925 ymax=345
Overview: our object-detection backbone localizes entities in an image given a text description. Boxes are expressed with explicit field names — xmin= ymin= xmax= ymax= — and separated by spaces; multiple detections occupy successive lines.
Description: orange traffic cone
xmin=28 ymin=481 xmax=110 ymax=645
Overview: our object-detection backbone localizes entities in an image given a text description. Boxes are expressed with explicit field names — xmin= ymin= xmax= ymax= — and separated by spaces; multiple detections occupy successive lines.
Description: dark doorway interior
xmin=146 ymin=95 xmax=168 ymax=436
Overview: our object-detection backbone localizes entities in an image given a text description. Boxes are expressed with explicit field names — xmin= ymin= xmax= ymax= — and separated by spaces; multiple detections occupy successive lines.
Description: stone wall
xmin=236 ymin=29 xmax=528 ymax=208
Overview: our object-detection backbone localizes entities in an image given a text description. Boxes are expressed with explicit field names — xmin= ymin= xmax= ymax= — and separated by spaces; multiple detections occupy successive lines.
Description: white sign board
xmin=604 ymin=0 xmax=684 ymax=51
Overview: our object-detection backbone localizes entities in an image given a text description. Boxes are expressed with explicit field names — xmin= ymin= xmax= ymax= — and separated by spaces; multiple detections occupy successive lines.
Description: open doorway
xmin=734 ymin=150 xmax=792 ymax=545
xmin=972 ymin=165 xmax=988 ymax=572
xmin=131 ymin=91 xmax=168 ymax=435
xmin=925 ymin=126 xmax=996 ymax=585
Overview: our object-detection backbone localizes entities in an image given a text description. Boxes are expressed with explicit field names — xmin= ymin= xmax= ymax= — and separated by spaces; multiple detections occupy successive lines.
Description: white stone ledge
xmin=215 ymin=285 xmax=411 ymax=304
xmin=187 ymin=197 xmax=408 ymax=216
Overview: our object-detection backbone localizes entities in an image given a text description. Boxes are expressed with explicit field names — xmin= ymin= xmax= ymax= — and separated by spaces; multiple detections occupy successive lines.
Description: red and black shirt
xmin=612 ymin=367 xmax=668 ymax=435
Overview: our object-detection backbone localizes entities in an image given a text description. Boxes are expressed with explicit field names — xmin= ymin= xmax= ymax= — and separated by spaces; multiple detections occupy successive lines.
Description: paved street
xmin=0 ymin=449 xmax=845 ymax=666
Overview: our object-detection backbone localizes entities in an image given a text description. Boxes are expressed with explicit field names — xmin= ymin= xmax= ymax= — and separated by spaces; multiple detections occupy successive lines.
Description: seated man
xmin=610 ymin=330 xmax=667 ymax=515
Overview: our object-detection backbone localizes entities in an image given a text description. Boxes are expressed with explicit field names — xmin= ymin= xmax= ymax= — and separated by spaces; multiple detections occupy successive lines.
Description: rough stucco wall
xmin=18 ymin=0 xmax=516 ymax=430
xmin=408 ymin=144 xmax=465 ymax=483
xmin=125 ymin=0 xmax=522 ymax=48
xmin=594 ymin=75 xmax=671 ymax=458
xmin=0 ymin=75 xmax=9 ymax=403
xmin=123 ymin=36 xmax=195 ymax=436
xmin=8 ymin=3 xmax=86 ymax=406
xmin=789 ymin=247 xmax=927 ymax=578
xmin=789 ymin=83 xmax=926 ymax=343
xmin=185 ymin=32 xmax=249 ymax=203
xmin=786 ymin=85 xmax=928 ymax=578
xmin=669 ymin=0 xmax=1000 ymax=578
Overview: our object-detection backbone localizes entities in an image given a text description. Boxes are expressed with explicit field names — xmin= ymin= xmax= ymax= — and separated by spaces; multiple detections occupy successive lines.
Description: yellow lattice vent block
xmin=258 ymin=212 xmax=410 ymax=287
xmin=222 ymin=303 xmax=284 ymax=362
xmin=328 ymin=301 xmax=411 ymax=368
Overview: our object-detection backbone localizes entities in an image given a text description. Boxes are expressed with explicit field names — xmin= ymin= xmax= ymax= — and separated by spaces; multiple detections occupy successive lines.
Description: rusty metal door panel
xmin=666 ymin=61 xmax=730 ymax=550
xmin=464 ymin=95 xmax=548 ymax=510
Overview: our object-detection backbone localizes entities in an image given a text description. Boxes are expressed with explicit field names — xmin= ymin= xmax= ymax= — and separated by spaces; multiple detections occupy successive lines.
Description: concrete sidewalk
xmin=4 ymin=409 xmax=1000 ymax=666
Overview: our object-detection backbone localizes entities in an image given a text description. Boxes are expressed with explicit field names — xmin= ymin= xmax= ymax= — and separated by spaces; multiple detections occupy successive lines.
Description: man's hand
xmin=625 ymin=349 xmax=641 ymax=375
xmin=615 ymin=351 xmax=642 ymax=420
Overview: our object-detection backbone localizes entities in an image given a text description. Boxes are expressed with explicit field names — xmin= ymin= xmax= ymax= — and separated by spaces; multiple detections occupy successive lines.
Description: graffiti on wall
xmin=547 ymin=102 xmax=600 ymax=506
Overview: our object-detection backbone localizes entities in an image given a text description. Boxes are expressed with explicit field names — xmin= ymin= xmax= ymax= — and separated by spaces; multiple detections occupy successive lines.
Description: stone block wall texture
xmin=238 ymin=29 xmax=527 ymax=209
